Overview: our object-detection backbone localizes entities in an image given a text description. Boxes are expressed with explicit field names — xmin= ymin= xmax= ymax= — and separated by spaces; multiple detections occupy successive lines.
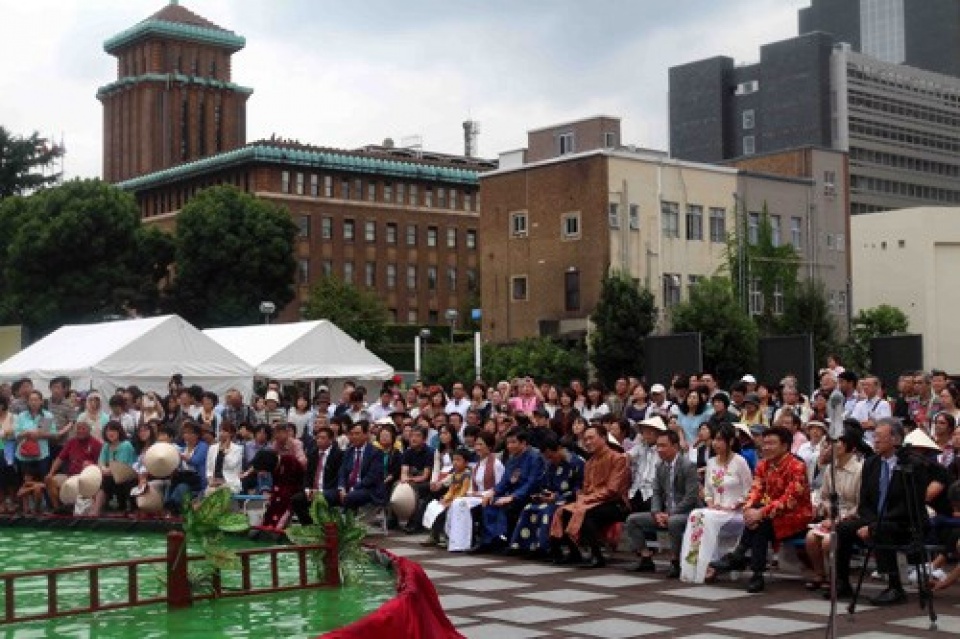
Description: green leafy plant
xmin=285 ymin=493 xmax=370 ymax=584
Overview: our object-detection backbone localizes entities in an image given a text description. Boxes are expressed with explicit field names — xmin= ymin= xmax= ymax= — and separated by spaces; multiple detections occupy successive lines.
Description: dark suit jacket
xmin=651 ymin=454 xmax=700 ymax=515
xmin=856 ymin=451 xmax=929 ymax=527
xmin=303 ymin=444 xmax=344 ymax=492
xmin=338 ymin=443 xmax=386 ymax=502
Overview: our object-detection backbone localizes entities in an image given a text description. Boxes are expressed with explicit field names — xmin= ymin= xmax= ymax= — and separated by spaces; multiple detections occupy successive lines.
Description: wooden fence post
xmin=324 ymin=522 xmax=340 ymax=586
xmin=166 ymin=531 xmax=191 ymax=609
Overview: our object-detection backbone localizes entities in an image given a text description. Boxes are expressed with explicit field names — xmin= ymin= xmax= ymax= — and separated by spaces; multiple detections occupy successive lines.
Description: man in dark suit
xmin=624 ymin=429 xmax=699 ymax=578
xmin=291 ymin=426 xmax=344 ymax=523
xmin=832 ymin=418 xmax=927 ymax=605
xmin=325 ymin=420 xmax=385 ymax=510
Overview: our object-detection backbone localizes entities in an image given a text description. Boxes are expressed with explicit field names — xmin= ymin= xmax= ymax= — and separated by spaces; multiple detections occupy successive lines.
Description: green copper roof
xmin=104 ymin=19 xmax=245 ymax=54
xmin=97 ymin=73 xmax=254 ymax=99
xmin=115 ymin=144 xmax=482 ymax=191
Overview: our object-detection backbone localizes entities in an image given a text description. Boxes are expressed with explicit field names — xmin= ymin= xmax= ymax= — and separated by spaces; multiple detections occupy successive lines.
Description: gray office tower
xmin=669 ymin=1 xmax=960 ymax=214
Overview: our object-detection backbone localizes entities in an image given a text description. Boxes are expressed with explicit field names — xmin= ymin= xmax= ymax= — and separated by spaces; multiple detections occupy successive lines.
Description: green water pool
xmin=0 ymin=529 xmax=394 ymax=638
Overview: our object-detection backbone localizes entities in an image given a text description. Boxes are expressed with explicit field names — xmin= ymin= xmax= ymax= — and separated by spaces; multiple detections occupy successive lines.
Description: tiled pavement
xmin=374 ymin=534 xmax=960 ymax=638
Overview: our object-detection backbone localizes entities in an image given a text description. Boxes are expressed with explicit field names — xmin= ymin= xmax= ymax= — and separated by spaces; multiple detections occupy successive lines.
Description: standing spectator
xmin=0 ymin=397 xmax=18 ymax=512
xmin=221 ymin=389 xmax=259 ymax=429
xmin=15 ymin=390 xmax=56 ymax=487
xmin=262 ymin=390 xmax=287 ymax=425
xmin=76 ymin=392 xmax=109 ymax=440
xmin=47 ymin=377 xmax=77 ymax=448
xmin=10 ymin=379 xmax=33 ymax=415
xmin=108 ymin=395 xmax=137 ymax=439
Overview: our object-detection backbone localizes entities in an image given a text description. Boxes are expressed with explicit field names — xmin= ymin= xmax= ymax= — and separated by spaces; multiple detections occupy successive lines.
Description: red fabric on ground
xmin=320 ymin=550 xmax=464 ymax=639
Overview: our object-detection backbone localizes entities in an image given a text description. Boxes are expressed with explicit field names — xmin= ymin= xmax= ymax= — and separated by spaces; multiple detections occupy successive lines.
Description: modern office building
xmin=669 ymin=8 xmax=960 ymax=216
xmin=799 ymin=0 xmax=960 ymax=78
xmin=100 ymin=3 xmax=493 ymax=324
xmin=480 ymin=117 xmax=849 ymax=342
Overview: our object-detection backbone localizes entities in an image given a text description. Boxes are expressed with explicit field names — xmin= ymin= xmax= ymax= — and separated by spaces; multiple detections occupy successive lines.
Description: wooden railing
xmin=1 ymin=523 xmax=339 ymax=625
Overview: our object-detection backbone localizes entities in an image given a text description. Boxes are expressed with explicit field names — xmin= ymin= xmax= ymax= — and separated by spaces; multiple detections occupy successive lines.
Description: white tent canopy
xmin=204 ymin=320 xmax=394 ymax=381
xmin=0 ymin=315 xmax=254 ymax=399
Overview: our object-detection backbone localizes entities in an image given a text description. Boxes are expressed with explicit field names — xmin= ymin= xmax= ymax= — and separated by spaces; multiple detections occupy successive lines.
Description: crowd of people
xmin=2 ymin=359 xmax=960 ymax=605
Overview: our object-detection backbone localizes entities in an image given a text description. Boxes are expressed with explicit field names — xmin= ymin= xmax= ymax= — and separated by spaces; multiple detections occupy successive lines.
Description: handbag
xmin=19 ymin=439 xmax=41 ymax=458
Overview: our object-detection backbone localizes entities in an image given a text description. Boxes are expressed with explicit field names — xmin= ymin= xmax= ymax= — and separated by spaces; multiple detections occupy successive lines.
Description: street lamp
xmin=444 ymin=309 xmax=459 ymax=344
xmin=259 ymin=301 xmax=276 ymax=324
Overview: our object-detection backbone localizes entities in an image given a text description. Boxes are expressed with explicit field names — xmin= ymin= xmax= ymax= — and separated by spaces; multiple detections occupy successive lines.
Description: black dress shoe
xmin=580 ymin=554 xmax=606 ymax=569
xmin=746 ymin=574 xmax=765 ymax=593
xmin=665 ymin=561 xmax=681 ymax=579
xmin=709 ymin=552 xmax=747 ymax=575
xmin=625 ymin=556 xmax=657 ymax=573
xmin=868 ymin=586 xmax=907 ymax=606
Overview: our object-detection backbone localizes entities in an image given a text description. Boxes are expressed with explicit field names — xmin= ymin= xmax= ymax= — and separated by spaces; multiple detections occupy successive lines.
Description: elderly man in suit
xmin=325 ymin=420 xmax=385 ymax=510
xmin=291 ymin=426 xmax=344 ymax=523
xmin=624 ymin=429 xmax=699 ymax=578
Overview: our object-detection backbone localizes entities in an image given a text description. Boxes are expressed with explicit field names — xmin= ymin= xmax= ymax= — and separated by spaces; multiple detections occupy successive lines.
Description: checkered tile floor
xmin=373 ymin=533 xmax=960 ymax=638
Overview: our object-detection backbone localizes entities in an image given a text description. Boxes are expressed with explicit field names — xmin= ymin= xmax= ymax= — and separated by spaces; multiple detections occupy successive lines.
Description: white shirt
xmin=444 ymin=398 xmax=469 ymax=418
xmin=851 ymin=396 xmax=891 ymax=446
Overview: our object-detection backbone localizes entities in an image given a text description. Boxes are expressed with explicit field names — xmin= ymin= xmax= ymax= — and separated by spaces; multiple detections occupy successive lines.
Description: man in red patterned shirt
xmin=710 ymin=427 xmax=812 ymax=593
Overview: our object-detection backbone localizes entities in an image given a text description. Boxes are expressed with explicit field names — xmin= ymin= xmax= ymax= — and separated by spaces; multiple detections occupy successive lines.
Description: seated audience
xmin=325 ymin=420 xmax=385 ymax=511
xmin=626 ymin=416 xmax=664 ymax=513
xmin=163 ymin=421 xmax=208 ymax=514
xmin=45 ymin=421 xmax=103 ymax=513
xmin=291 ymin=426 xmax=344 ymax=524
xmin=91 ymin=421 xmax=137 ymax=515
xmin=446 ymin=432 xmax=504 ymax=552
xmin=398 ymin=426 xmax=434 ymax=533
xmin=205 ymin=422 xmax=243 ymax=495
xmin=421 ymin=448 xmax=473 ymax=546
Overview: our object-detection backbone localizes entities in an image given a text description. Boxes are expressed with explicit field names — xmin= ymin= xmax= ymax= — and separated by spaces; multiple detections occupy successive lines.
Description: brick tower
xmin=98 ymin=1 xmax=252 ymax=183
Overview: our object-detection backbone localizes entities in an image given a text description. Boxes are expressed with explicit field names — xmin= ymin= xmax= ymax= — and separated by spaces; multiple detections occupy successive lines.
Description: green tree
xmin=0 ymin=179 xmax=174 ymax=335
xmin=170 ymin=186 xmax=297 ymax=327
xmin=777 ymin=278 xmax=839 ymax=367
xmin=727 ymin=203 xmax=801 ymax=334
xmin=671 ymin=276 xmax=758 ymax=386
xmin=845 ymin=304 xmax=909 ymax=374
xmin=0 ymin=127 xmax=64 ymax=200
xmin=589 ymin=271 xmax=657 ymax=388
xmin=302 ymin=275 xmax=389 ymax=348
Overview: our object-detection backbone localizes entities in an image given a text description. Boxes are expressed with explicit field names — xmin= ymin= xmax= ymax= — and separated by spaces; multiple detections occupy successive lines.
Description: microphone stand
xmin=824 ymin=392 xmax=845 ymax=639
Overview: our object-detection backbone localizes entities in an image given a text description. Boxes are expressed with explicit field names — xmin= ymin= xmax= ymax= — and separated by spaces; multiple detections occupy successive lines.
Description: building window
xmin=686 ymin=205 xmax=704 ymax=241
xmin=343 ymin=262 xmax=354 ymax=284
xmin=386 ymin=223 xmax=398 ymax=244
xmin=298 ymin=215 xmax=310 ymax=238
xmin=447 ymin=267 xmax=457 ymax=291
xmin=407 ymin=309 xmax=418 ymax=325
xmin=735 ymin=80 xmax=759 ymax=95
xmin=437 ymin=188 xmax=446 ymax=209
xmin=467 ymin=268 xmax=477 ymax=292
xmin=661 ymin=201 xmax=680 ymax=238
xmin=837 ymin=291 xmax=848 ymax=316
xmin=836 ymin=233 xmax=845 ymax=252
xmin=409 ymin=185 xmax=418 ymax=206
xmin=828 ymin=291 xmax=837 ymax=314
xmin=352 ymin=179 xmax=362 ymax=200
xmin=790 ymin=216 xmax=802 ymax=250
xmin=396 ymin=183 xmax=405 ymax=204
xmin=511 ymin=276 xmax=528 ymax=301
xmin=688 ymin=274 xmax=703 ymax=291
xmin=564 ymin=269 xmax=580 ymax=312
xmin=424 ymin=188 xmax=433 ymax=208
xmin=407 ymin=265 xmax=417 ymax=289
xmin=464 ymin=192 xmax=473 ymax=211
xmin=281 ymin=171 xmax=290 ymax=194
xmin=343 ymin=219 xmax=355 ymax=241
xmin=709 ymin=207 xmax=726 ymax=242
xmin=386 ymin=264 xmax=397 ymax=289
xmin=365 ymin=221 xmax=376 ymax=242
xmin=427 ymin=266 xmax=438 ymax=291
xmin=826 ymin=233 xmax=835 ymax=250
xmin=770 ymin=215 xmax=782 ymax=247
xmin=608 ymin=203 xmax=620 ymax=229
xmin=428 ymin=310 xmax=439 ymax=324
xmin=365 ymin=262 xmax=376 ymax=287
xmin=749 ymin=278 xmax=763 ymax=316
xmin=663 ymin=274 xmax=681 ymax=308
xmin=323 ymin=175 xmax=333 ymax=197
xmin=449 ymin=189 xmax=457 ymax=211
xmin=628 ymin=204 xmax=640 ymax=230
xmin=388 ymin=308 xmax=397 ymax=323
xmin=748 ymin=212 xmax=760 ymax=245
xmin=743 ymin=135 xmax=756 ymax=155
xmin=742 ymin=109 xmax=755 ymax=130
xmin=384 ymin=183 xmax=393 ymax=203
xmin=406 ymin=225 xmax=417 ymax=246
xmin=558 ymin=133 xmax=575 ymax=155
xmin=340 ymin=178 xmax=350 ymax=199
xmin=466 ymin=229 xmax=477 ymax=249
xmin=562 ymin=212 xmax=581 ymax=239
xmin=298 ymin=259 xmax=309 ymax=285
xmin=367 ymin=182 xmax=376 ymax=202
xmin=773 ymin=280 xmax=785 ymax=316
xmin=603 ymin=131 xmax=617 ymax=148
xmin=322 ymin=260 xmax=332 ymax=278
xmin=447 ymin=228 xmax=457 ymax=248
xmin=510 ymin=211 xmax=528 ymax=238
xmin=295 ymin=173 xmax=304 ymax=195
xmin=310 ymin=174 xmax=319 ymax=197
xmin=427 ymin=226 xmax=438 ymax=247
xmin=321 ymin=217 xmax=332 ymax=240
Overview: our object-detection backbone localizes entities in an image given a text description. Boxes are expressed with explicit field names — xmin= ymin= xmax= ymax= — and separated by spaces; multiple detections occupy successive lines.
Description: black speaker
xmin=870 ymin=334 xmax=923 ymax=395
xmin=643 ymin=333 xmax=702 ymax=386
xmin=758 ymin=335 xmax=814 ymax=395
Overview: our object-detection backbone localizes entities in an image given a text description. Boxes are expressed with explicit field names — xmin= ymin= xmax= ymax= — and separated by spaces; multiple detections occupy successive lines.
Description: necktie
xmin=878 ymin=459 xmax=891 ymax=512
xmin=348 ymin=449 xmax=362 ymax=489
xmin=315 ymin=450 xmax=326 ymax=489
xmin=667 ymin=462 xmax=676 ymax=512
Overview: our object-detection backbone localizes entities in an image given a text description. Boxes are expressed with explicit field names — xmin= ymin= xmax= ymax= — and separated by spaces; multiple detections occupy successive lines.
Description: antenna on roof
xmin=463 ymin=120 xmax=481 ymax=158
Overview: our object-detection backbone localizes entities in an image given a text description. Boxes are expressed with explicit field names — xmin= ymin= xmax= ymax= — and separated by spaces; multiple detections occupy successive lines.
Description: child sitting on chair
xmin=421 ymin=448 xmax=473 ymax=547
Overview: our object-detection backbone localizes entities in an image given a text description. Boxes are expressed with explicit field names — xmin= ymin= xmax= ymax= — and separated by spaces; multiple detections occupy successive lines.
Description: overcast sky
xmin=1 ymin=0 xmax=809 ymax=180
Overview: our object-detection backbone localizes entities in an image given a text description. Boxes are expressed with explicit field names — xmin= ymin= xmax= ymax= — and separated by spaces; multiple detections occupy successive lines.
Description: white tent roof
xmin=204 ymin=320 xmax=394 ymax=381
xmin=0 ymin=315 xmax=254 ymax=399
